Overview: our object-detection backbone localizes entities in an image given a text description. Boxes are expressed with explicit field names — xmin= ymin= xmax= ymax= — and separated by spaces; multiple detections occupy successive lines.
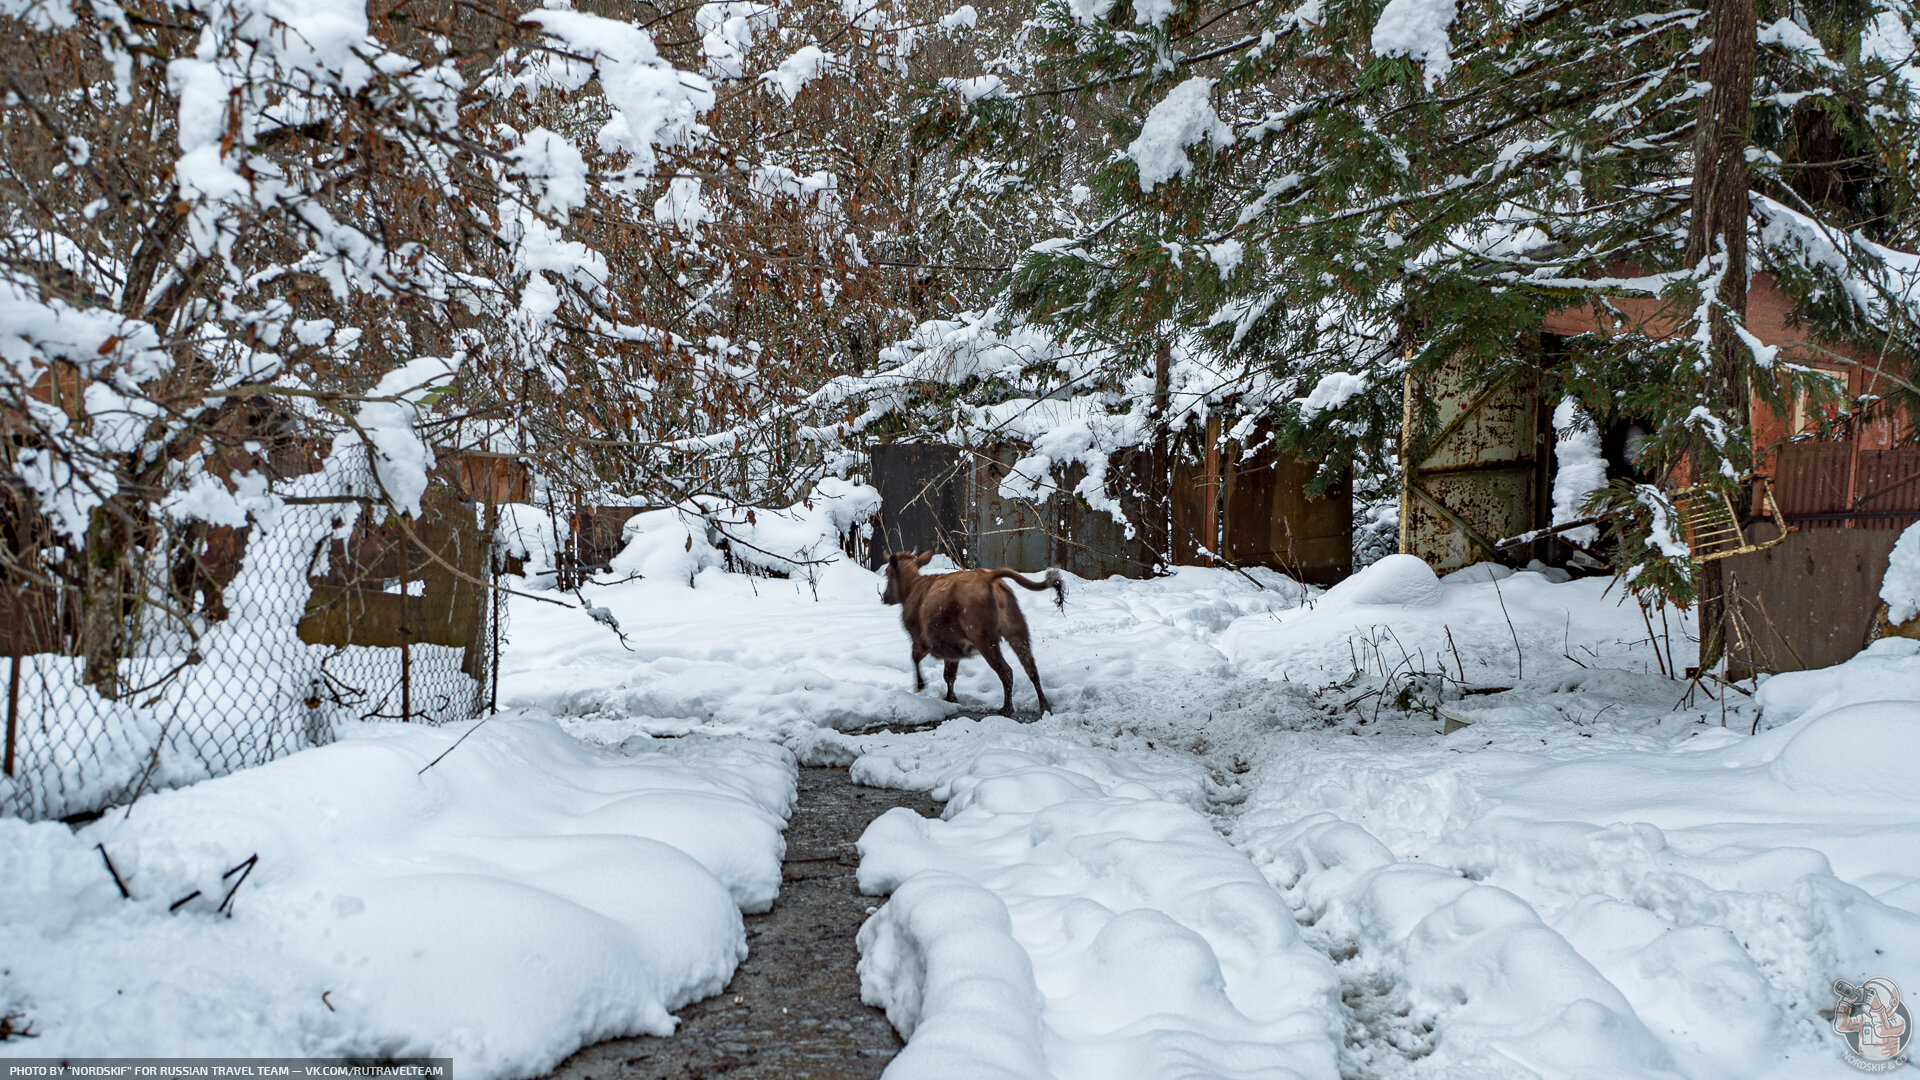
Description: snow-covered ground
xmin=9 ymin=528 xmax=1915 ymax=1080
xmin=505 ymin=547 xmax=1918 ymax=1079
xmin=0 ymin=718 xmax=795 ymax=1076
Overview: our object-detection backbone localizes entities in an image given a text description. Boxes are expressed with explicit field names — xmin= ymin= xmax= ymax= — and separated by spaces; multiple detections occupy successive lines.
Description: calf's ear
xmin=915 ymin=550 xmax=934 ymax=566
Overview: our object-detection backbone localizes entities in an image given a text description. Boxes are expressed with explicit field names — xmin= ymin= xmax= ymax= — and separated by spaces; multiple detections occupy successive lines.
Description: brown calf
xmin=880 ymin=551 xmax=1064 ymax=715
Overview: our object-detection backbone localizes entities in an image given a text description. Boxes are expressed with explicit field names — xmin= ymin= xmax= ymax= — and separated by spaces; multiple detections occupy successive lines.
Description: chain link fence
xmin=0 ymin=455 xmax=509 ymax=823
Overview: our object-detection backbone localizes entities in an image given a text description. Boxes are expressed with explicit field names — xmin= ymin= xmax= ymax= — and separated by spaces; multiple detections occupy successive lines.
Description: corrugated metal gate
xmin=1773 ymin=444 xmax=1920 ymax=529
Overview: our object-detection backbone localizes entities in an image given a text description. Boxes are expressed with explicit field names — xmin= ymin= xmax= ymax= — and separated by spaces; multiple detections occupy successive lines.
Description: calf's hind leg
xmin=1005 ymin=626 xmax=1051 ymax=714
xmin=943 ymin=659 xmax=960 ymax=703
xmin=980 ymin=643 xmax=1017 ymax=716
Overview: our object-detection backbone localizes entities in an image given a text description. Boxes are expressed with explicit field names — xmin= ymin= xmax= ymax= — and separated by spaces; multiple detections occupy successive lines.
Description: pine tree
xmin=938 ymin=0 xmax=1920 ymax=630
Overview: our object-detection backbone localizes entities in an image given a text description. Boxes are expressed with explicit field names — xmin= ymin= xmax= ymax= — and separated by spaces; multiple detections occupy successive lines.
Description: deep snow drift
xmin=0 ymin=718 xmax=795 ymax=1077
xmin=504 ymin=546 xmax=1917 ymax=1080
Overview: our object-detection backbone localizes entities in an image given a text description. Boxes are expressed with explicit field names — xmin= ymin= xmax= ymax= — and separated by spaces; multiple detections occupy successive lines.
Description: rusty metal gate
xmin=1399 ymin=356 xmax=1550 ymax=571
xmin=1171 ymin=417 xmax=1352 ymax=585
xmin=869 ymin=443 xmax=971 ymax=569
xmin=871 ymin=433 xmax=1351 ymax=583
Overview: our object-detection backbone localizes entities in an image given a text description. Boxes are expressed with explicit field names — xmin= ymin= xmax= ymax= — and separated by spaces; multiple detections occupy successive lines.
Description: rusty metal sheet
xmin=570 ymin=505 xmax=651 ymax=568
xmin=869 ymin=443 xmax=969 ymax=568
xmin=1719 ymin=527 xmax=1901 ymax=676
xmin=1400 ymin=357 xmax=1547 ymax=571
xmin=0 ymin=483 xmax=64 ymax=656
xmin=1855 ymin=449 xmax=1920 ymax=529
xmin=959 ymin=446 xmax=1153 ymax=577
xmin=967 ymin=449 xmax=1050 ymax=572
xmin=1050 ymin=461 xmax=1155 ymax=580
xmin=1774 ymin=442 xmax=1852 ymax=520
xmin=1218 ymin=429 xmax=1352 ymax=586
xmin=299 ymin=483 xmax=486 ymax=650
xmin=297 ymin=584 xmax=478 ymax=648
xmin=444 ymin=453 xmax=531 ymax=504
xmin=1167 ymin=422 xmax=1355 ymax=582
xmin=1773 ymin=444 xmax=1920 ymax=529
xmin=1169 ymin=447 xmax=1209 ymax=565
xmin=0 ymin=585 xmax=62 ymax=657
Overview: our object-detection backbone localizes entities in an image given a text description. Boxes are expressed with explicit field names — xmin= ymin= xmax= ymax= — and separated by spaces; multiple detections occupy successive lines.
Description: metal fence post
xmin=4 ymin=642 xmax=19 ymax=778
xmin=489 ymin=562 xmax=501 ymax=716
xmin=399 ymin=526 xmax=412 ymax=723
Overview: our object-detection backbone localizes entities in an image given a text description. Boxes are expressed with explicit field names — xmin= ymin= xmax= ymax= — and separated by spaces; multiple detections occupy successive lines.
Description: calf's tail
xmin=994 ymin=567 xmax=1066 ymax=610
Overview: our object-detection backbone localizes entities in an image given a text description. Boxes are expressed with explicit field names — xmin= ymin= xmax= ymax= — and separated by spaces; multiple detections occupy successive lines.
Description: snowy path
xmin=544 ymin=767 xmax=939 ymax=1079
xmin=852 ymin=744 xmax=1343 ymax=1080
xmin=503 ymin=557 xmax=1919 ymax=1080
xmin=17 ymin=551 xmax=1913 ymax=1078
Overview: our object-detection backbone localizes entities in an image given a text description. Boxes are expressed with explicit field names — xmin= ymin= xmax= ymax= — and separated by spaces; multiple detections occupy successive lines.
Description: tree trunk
xmin=1685 ymin=0 xmax=1756 ymax=675
xmin=1146 ymin=339 xmax=1173 ymax=570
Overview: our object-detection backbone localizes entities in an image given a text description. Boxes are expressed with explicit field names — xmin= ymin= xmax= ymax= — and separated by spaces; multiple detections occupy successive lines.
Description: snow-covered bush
xmin=609 ymin=481 xmax=881 ymax=586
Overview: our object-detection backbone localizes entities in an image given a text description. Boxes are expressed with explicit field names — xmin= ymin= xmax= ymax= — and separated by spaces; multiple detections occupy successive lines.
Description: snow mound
xmin=0 ymin=716 xmax=795 ymax=1077
xmin=1754 ymin=637 xmax=1920 ymax=724
xmin=1321 ymin=552 xmax=1441 ymax=607
xmin=854 ymin=748 xmax=1341 ymax=1080
xmin=1440 ymin=560 xmax=1514 ymax=583
xmin=1769 ymin=701 xmax=1920 ymax=795
xmin=855 ymin=871 xmax=1049 ymax=1075
xmin=615 ymin=504 xmax=726 ymax=585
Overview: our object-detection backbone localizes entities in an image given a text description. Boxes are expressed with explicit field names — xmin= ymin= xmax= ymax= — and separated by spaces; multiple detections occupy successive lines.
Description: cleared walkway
xmin=543 ymin=767 xmax=940 ymax=1080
